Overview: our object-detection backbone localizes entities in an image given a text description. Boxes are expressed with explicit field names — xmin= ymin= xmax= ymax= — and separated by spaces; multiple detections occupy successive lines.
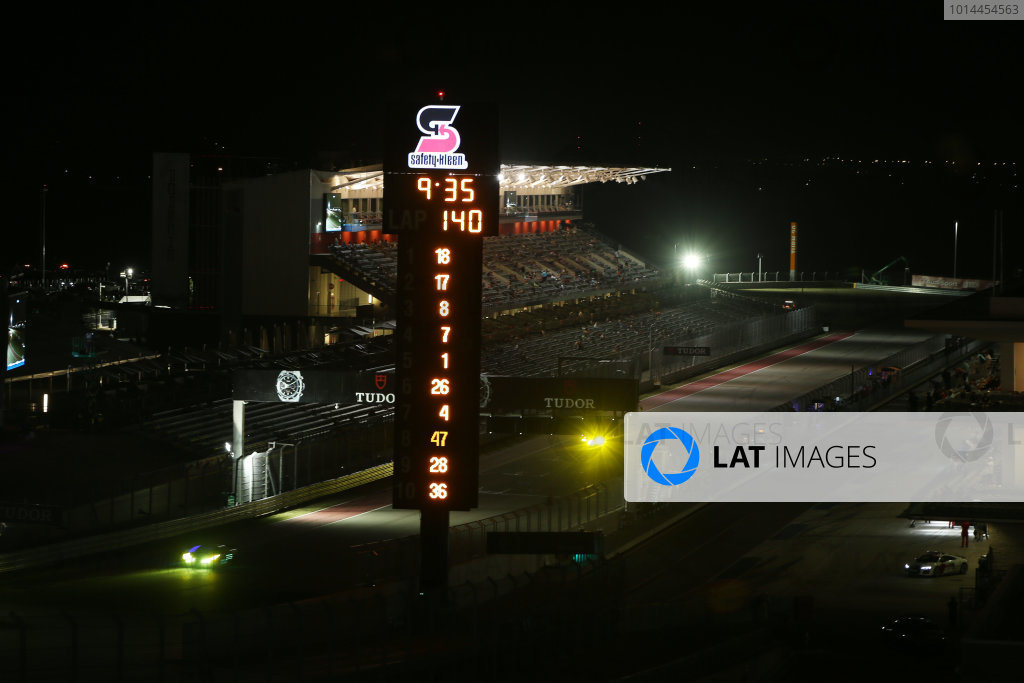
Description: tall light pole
xmin=124 ymin=268 xmax=133 ymax=296
xmin=674 ymin=243 xmax=680 ymax=285
xmin=41 ymin=185 xmax=47 ymax=290
xmin=953 ymin=221 xmax=958 ymax=278
xmin=757 ymin=253 xmax=763 ymax=282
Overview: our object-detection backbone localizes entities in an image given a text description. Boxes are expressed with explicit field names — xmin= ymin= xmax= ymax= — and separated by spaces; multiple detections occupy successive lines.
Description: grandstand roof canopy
xmin=319 ymin=164 xmax=670 ymax=193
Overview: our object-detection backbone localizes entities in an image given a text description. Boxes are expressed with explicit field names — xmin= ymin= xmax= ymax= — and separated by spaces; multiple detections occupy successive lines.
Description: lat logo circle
xmin=934 ymin=411 xmax=993 ymax=463
xmin=640 ymin=427 xmax=700 ymax=486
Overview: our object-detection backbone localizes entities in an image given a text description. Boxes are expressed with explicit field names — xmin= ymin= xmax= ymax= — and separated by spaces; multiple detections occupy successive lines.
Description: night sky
xmin=8 ymin=5 xmax=1022 ymax=280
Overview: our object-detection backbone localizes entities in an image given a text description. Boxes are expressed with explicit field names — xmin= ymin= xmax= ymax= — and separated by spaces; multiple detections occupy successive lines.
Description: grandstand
xmin=121 ymin=223 xmax=763 ymax=448
xmin=324 ymin=222 xmax=663 ymax=313
xmin=480 ymin=289 xmax=782 ymax=378
xmin=12 ymin=221 xmax=800 ymax=467
xmin=324 ymin=220 xmax=787 ymax=380
xmin=109 ymin=225 xmax=792 ymax=464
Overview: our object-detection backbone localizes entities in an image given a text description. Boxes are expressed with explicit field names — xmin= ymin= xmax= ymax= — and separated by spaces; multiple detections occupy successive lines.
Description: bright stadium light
xmin=682 ymin=253 xmax=702 ymax=271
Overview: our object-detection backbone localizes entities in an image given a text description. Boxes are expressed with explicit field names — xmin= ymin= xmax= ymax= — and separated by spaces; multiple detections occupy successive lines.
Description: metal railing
xmin=713 ymin=272 xmax=841 ymax=283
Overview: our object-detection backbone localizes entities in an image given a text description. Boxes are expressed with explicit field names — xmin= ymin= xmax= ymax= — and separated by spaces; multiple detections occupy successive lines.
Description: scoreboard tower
xmin=384 ymin=98 xmax=498 ymax=594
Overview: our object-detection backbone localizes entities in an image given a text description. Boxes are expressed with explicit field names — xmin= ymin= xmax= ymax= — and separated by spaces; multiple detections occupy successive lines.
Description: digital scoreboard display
xmin=385 ymin=101 xmax=498 ymax=511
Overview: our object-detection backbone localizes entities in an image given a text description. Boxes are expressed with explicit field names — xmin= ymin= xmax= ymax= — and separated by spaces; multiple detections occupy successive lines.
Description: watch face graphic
xmin=276 ymin=370 xmax=305 ymax=403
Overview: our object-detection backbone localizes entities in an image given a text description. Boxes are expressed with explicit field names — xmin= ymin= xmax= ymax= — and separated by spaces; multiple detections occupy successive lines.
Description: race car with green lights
xmin=182 ymin=543 xmax=235 ymax=568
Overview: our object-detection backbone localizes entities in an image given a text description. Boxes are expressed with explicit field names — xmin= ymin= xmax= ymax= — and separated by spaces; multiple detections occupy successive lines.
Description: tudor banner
xmin=232 ymin=369 xmax=395 ymax=404
xmin=481 ymin=376 xmax=637 ymax=412
xmin=625 ymin=411 xmax=1024 ymax=503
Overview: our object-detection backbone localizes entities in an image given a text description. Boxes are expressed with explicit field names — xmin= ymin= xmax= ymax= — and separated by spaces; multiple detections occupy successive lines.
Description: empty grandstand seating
xmin=479 ymin=291 xmax=775 ymax=377
xmin=143 ymin=397 xmax=392 ymax=457
xmin=326 ymin=223 xmax=662 ymax=314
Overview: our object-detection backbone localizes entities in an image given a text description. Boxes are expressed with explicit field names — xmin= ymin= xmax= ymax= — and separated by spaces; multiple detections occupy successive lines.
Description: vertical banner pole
xmin=789 ymin=221 xmax=798 ymax=282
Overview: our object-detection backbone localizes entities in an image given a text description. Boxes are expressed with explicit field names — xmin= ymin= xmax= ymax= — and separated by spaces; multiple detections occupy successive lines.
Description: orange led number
xmin=443 ymin=178 xmax=475 ymax=203
xmin=442 ymin=210 xmax=483 ymax=233
xmin=417 ymin=177 xmax=432 ymax=200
